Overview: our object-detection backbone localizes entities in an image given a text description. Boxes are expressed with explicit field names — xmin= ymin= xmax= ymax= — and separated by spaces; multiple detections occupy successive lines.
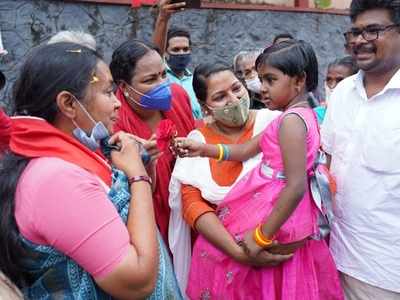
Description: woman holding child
xmin=168 ymin=63 xmax=301 ymax=296
xmin=175 ymin=40 xmax=343 ymax=299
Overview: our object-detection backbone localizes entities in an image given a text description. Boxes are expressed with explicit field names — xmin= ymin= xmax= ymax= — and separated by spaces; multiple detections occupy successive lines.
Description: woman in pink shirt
xmin=0 ymin=42 xmax=181 ymax=299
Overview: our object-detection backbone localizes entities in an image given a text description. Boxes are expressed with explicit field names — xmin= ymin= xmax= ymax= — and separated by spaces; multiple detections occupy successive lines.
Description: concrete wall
xmin=0 ymin=0 xmax=350 ymax=109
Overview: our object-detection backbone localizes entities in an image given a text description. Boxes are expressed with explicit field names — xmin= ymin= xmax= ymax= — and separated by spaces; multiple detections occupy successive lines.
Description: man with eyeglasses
xmin=321 ymin=0 xmax=400 ymax=299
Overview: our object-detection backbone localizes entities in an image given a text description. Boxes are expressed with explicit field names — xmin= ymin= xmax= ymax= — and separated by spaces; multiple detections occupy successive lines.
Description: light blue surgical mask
xmin=72 ymin=96 xmax=110 ymax=151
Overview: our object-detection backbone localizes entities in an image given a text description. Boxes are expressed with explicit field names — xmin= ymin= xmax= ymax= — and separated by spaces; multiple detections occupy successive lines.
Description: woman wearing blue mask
xmin=110 ymin=39 xmax=195 ymax=247
xmin=0 ymin=42 xmax=182 ymax=299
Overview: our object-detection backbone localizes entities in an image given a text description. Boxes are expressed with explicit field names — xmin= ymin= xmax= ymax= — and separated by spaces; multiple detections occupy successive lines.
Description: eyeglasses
xmin=343 ymin=24 xmax=400 ymax=42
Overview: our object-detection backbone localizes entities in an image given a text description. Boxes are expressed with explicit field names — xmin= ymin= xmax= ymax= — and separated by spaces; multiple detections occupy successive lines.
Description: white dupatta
xmin=168 ymin=109 xmax=280 ymax=297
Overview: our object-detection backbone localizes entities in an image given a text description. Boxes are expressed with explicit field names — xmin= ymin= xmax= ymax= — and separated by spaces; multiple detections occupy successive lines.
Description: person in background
xmin=322 ymin=0 xmax=400 ymax=298
xmin=110 ymin=39 xmax=195 ymax=246
xmin=0 ymin=42 xmax=182 ymax=299
xmin=315 ymin=56 xmax=358 ymax=124
xmin=168 ymin=62 xmax=282 ymax=295
xmin=47 ymin=30 xmax=96 ymax=50
xmin=272 ymin=33 xmax=294 ymax=45
xmin=324 ymin=56 xmax=359 ymax=104
xmin=153 ymin=0 xmax=203 ymax=120
xmin=233 ymin=49 xmax=265 ymax=109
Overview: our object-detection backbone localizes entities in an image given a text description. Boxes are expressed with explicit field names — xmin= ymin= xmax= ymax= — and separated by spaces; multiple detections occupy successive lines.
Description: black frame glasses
xmin=343 ymin=24 xmax=400 ymax=42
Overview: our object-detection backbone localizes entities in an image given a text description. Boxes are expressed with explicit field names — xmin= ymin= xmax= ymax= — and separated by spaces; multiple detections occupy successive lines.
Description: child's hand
xmin=236 ymin=238 xmax=293 ymax=267
xmin=172 ymin=137 xmax=204 ymax=157
xmin=242 ymin=230 xmax=264 ymax=258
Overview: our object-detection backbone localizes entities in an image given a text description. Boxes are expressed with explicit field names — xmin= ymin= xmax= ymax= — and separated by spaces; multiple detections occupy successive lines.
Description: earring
xmin=124 ymin=92 xmax=129 ymax=97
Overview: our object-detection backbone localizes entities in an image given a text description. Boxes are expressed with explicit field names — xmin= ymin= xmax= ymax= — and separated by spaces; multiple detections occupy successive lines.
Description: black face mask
xmin=166 ymin=53 xmax=192 ymax=71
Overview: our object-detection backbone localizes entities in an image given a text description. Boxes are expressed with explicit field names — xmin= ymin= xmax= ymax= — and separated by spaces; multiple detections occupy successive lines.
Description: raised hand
xmin=157 ymin=0 xmax=186 ymax=20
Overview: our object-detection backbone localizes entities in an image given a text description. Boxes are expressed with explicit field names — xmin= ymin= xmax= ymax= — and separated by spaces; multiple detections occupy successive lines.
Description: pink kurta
xmin=187 ymin=108 xmax=343 ymax=299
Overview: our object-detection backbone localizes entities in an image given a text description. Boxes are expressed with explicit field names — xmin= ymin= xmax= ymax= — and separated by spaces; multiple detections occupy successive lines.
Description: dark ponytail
xmin=0 ymin=153 xmax=29 ymax=286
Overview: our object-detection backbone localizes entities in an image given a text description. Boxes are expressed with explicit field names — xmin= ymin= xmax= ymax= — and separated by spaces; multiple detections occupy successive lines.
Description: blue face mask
xmin=166 ymin=53 xmax=191 ymax=71
xmin=72 ymin=97 xmax=110 ymax=151
xmin=124 ymin=80 xmax=172 ymax=111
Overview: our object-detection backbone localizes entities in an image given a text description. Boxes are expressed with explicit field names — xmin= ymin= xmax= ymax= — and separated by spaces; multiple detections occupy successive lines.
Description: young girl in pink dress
xmin=175 ymin=40 xmax=343 ymax=299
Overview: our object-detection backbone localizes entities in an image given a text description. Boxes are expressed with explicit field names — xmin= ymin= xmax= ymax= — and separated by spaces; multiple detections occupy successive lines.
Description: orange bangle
xmin=216 ymin=144 xmax=224 ymax=162
xmin=253 ymin=224 xmax=274 ymax=248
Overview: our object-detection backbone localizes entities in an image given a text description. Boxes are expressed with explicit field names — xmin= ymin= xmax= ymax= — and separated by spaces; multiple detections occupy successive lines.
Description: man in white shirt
xmin=321 ymin=0 xmax=400 ymax=299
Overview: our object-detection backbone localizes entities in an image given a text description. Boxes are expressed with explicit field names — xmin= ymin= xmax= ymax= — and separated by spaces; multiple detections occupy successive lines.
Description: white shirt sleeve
xmin=321 ymin=91 xmax=339 ymax=155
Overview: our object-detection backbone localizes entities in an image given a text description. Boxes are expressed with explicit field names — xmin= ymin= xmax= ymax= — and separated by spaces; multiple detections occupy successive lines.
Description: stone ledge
xmin=72 ymin=0 xmax=348 ymax=15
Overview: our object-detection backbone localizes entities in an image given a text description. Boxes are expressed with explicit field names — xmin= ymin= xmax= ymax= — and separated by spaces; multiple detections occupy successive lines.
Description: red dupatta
xmin=114 ymin=83 xmax=195 ymax=243
xmin=0 ymin=108 xmax=11 ymax=153
xmin=10 ymin=117 xmax=112 ymax=186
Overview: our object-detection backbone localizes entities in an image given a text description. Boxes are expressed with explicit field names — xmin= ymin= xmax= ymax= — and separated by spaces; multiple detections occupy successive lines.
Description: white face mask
xmin=245 ymin=77 xmax=261 ymax=94
xmin=324 ymin=83 xmax=335 ymax=104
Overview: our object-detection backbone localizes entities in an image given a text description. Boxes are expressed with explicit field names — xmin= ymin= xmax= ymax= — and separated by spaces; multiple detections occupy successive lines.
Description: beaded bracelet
xmin=128 ymin=175 xmax=152 ymax=186
xmin=221 ymin=144 xmax=230 ymax=161
xmin=253 ymin=224 xmax=274 ymax=248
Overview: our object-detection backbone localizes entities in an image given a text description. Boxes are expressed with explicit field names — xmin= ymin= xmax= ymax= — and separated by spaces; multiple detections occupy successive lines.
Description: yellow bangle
xmin=216 ymin=143 xmax=224 ymax=162
xmin=253 ymin=225 xmax=274 ymax=248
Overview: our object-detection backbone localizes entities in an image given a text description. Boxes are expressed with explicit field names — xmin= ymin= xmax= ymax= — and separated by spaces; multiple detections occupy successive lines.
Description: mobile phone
xmin=170 ymin=0 xmax=201 ymax=9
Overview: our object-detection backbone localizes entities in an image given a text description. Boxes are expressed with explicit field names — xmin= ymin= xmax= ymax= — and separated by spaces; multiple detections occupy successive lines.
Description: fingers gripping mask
xmin=209 ymin=93 xmax=251 ymax=127
xmin=72 ymin=97 xmax=109 ymax=151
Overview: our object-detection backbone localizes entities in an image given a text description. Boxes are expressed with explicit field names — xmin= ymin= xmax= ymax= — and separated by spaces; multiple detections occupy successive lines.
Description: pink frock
xmin=187 ymin=108 xmax=343 ymax=300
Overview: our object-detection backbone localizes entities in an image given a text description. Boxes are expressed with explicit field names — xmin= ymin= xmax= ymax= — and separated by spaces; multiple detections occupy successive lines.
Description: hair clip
xmin=90 ymin=75 xmax=99 ymax=84
xmin=66 ymin=49 xmax=82 ymax=53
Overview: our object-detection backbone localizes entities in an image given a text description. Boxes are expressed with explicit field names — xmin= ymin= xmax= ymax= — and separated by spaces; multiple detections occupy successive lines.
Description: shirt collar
xmin=353 ymin=67 xmax=400 ymax=100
